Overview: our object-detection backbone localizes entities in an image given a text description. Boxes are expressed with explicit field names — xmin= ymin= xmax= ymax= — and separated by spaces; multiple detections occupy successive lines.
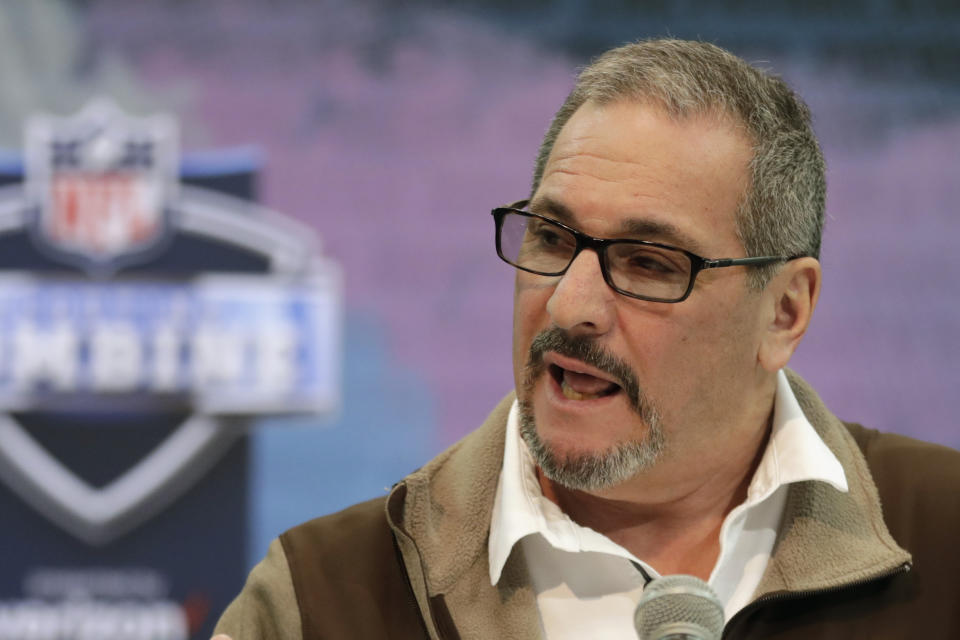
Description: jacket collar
xmin=757 ymin=371 xmax=911 ymax=595
xmin=386 ymin=371 xmax=911 ymax=634
xmin=387 ymin=393 xmax=513 ymax=595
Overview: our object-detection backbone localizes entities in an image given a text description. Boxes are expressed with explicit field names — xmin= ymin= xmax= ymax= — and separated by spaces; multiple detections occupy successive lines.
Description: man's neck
xmin=538 ymin=417 xmax=770 ymax=580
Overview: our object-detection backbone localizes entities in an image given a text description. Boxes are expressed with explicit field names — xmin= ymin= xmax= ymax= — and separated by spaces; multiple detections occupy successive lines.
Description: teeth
xmin=561 ymin=379 xmax=602 ymax=401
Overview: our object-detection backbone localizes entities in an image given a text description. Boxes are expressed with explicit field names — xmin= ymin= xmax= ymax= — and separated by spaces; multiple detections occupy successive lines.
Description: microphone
xmin=633 ymin=574 xmax=724 ymax=640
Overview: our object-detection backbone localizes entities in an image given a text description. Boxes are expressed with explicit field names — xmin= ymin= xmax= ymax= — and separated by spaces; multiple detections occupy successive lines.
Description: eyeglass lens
xmin=498 ymin=211 xmax=693 ymax=300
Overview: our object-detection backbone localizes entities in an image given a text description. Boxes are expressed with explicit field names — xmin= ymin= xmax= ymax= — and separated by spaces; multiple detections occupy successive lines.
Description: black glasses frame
xmin=492 ymin=203 xmax=800 ymax=303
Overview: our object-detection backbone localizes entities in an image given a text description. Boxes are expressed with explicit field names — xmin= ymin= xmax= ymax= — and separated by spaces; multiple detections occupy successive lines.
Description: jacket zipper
xmin=721 ymin=561 xmax=912 ymax=638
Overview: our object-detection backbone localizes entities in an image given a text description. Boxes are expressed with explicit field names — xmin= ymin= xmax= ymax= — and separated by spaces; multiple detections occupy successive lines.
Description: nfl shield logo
xmin=0 ymin=99 xmax=341 ymax=547
xmin=25 ymin=99 xmax=178 ymax=273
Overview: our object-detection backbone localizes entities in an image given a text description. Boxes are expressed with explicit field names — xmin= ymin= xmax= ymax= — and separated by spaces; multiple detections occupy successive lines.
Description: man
xmin=214 ymin=39 xmax=960 ymax=639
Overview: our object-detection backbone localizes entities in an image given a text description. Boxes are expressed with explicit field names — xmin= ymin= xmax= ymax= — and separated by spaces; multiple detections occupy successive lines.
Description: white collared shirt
xmin=488 ymin=370 xmax=848 ymax=638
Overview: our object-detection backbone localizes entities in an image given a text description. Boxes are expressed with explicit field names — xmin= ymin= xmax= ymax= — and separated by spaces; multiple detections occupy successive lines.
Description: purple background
xmin=2 ymin=1 xmax=956 ymax=566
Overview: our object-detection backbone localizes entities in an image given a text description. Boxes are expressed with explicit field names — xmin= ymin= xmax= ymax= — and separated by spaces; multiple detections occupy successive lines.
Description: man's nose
xmin=546 ymin=249 xmax=616 ymax=335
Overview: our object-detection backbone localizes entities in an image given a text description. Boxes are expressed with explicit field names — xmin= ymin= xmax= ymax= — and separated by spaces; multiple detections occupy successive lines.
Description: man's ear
xmin=758 ymin=257 xmax=821 ymax=373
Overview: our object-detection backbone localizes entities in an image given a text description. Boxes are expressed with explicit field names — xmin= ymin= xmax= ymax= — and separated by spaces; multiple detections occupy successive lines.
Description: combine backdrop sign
xmin=0 ymin=101 xmax=341 ymax=640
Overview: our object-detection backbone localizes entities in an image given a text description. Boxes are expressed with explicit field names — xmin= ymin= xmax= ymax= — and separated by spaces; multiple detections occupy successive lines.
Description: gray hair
xmin=532 ymin=38 xmax=826 ymax=288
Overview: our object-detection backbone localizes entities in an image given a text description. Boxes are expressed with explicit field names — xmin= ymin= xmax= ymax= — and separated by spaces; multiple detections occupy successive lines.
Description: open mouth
xmin=548 ymin=363 xmax=622 ymax=401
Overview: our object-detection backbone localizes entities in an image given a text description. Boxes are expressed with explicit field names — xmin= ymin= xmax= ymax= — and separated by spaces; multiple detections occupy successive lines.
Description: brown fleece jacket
xmin=216 ymin=371 xmax=960 ymax=639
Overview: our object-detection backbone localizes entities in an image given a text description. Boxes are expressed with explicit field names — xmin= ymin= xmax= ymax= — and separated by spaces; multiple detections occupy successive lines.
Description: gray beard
xmin=518 ymin=329 xmax=666 ymax=492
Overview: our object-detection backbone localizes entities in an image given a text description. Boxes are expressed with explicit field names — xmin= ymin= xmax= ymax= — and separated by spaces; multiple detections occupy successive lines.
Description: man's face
xmin=512 ymin=100 xmax=769 ymax=493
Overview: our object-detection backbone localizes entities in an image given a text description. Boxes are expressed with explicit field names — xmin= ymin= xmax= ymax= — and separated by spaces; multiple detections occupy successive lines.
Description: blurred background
xmin=0 ymin=1 xmax=956 ymax=638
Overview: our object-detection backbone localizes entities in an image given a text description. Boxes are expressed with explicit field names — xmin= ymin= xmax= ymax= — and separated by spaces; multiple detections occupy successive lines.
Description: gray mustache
xmin=525 ymin=328 xmax=641 ymax=412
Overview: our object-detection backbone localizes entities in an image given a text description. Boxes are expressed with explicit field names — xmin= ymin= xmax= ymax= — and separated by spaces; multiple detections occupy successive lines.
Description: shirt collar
xmin=487 ymin=369 xmax=848 ymax=586
xmin=747 ymin=370 xmax=848 ymax=503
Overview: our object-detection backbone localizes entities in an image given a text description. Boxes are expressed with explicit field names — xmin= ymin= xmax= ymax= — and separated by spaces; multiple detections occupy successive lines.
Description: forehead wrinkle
xmin=545 ymin=167 xmax=626 ymax=186
xmin=548 ymin=147 xmax=629 ymax=165
xmin=545 ymin=148 xmax=649 ymax=184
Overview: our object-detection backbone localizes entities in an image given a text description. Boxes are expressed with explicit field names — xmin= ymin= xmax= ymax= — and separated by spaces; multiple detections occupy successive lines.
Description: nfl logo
xmin=25 ymin=99 xmax=178 ymax=273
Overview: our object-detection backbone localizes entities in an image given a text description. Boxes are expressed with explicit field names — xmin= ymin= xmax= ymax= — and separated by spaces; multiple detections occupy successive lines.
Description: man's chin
xmin=517 ymin=405 xmax=665 ymax=492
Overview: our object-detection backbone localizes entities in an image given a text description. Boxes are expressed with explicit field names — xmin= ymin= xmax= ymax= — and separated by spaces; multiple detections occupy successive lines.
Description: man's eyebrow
xmin=619 ymin=218 xmax=705 ymax=254
xmin=527 ymin=196 xmax=576 ymax=224
xmin=528 ymin=195 xmax=706 ymax=254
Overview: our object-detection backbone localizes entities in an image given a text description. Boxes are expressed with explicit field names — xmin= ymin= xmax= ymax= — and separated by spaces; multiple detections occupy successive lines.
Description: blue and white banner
xmin=0 ymin=273 xmax=340 ymax=414
xmin=0 ymin=99 xmax=342 ymax=640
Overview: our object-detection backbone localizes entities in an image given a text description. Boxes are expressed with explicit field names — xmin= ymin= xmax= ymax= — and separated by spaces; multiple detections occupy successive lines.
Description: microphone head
xmin=634 ymin=574 xmax=724 ymax=640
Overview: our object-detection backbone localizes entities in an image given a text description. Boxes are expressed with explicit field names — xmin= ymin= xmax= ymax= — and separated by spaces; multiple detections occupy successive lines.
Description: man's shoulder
xmin=278 ymin=497 xmax=396 ymax=606
xmin=842 ymin=422 xmax=960 ymax=548
xmin=843 ymin=422 xmax=960 ymax=488
xmin=280 ymin=495 xmax=393 ymax=572
xmin=278 ymin=495 xmax=431 ymax=637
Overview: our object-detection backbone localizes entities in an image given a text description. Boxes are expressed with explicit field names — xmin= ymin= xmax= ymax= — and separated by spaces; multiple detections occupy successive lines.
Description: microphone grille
xmin=634 ymin=574 xmax=724 ymax=640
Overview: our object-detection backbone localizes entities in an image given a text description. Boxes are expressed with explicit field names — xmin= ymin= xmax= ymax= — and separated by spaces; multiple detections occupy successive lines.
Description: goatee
xmin=518 ymin=328 xmax=665 ymax=491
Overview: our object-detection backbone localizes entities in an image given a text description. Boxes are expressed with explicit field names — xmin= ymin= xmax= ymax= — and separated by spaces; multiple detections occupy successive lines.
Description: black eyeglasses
xmin=492 ymin=203 xmax=799 ymax=303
